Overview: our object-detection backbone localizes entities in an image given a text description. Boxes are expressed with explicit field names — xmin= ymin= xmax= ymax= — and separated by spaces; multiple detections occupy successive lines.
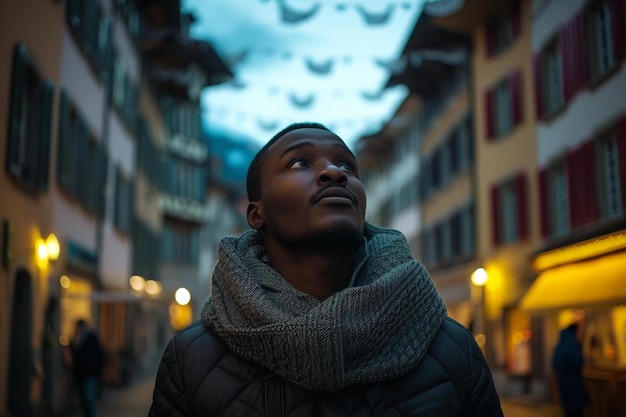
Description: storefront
xmin=520 ymin=230 xmax=626 ymax=416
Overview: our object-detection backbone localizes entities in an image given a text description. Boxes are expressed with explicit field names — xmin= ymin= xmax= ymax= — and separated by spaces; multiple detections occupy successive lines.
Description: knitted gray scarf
xmin=201 ymin=223 xmax=447 ymax=392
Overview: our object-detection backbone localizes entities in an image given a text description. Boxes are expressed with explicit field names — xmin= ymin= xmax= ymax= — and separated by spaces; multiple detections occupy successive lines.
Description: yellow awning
xmin=520 ymin=251 xmax=626 ymax=312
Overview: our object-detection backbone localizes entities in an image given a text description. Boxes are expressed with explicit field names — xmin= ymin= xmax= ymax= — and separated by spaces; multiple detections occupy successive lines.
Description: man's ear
xmin=247 ymin=201 xmax=264 ymax=230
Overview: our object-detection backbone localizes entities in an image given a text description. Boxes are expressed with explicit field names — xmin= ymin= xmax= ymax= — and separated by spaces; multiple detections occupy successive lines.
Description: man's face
xmin=248 ymin=127 xmax=367 ymax=249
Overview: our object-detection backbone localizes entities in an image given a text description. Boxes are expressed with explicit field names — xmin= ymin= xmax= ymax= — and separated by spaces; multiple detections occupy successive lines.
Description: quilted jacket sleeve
xmin=466 ymin=332 xmax=503 ymax=417
xmin=148 ymin=336 xmax=193 ymax=417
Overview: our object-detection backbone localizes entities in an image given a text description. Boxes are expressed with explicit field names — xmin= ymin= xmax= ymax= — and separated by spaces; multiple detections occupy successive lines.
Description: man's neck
xmin=264 ymin=243 xmax=354 ymax=300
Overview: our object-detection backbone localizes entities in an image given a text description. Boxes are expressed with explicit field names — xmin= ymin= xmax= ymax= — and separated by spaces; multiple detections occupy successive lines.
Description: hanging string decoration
xmin=272 ymin=1 xmax=417 ymax=25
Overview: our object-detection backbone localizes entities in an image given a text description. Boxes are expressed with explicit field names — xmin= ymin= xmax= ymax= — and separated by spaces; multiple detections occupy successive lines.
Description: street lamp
xmin=35 ymin=233 xmax=60 ymax=269
xmin=471 ymin=267 xmax=489 ymax=361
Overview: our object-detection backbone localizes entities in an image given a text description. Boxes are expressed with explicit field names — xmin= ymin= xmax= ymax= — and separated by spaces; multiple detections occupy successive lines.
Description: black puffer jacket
xmin=148 ymin=317 xmax=503 ymax=416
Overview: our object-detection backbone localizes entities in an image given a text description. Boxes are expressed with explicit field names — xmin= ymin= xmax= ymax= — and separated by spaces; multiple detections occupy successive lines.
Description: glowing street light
xmin=175 ymin=287 xmax=191 ymax=305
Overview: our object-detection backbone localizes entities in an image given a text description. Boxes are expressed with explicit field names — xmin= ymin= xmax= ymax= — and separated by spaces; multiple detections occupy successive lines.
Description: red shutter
xmin=538 ymin=168 xmax=550 ymax=237
xmin=579 ymin=140 xmax=598 ymax=225
xmin=510 ymin=0 xmax=522 ymax=39
xmin=516 ymin=173 xmax=528 ymax=240
xmin=484 ymin=89 xmax=495 ymax=140
xmin=611 ymin=0 xmax=626 ymax=61
xmin=572 ymin=10 xmax=589 ymax=93
xmin=560 ymin=11 xmax=589 ymax=102
xmin=616 ymin=115 xmax=626 ymax=210
xmin=533 ymin=54 xmax=544 ymax=119
xmin=486 ymin=23 xmax=495 ymax=57
xmin=566 ymin=148 xmax=582 ymax=228
xmin=491 ymin=184 xmax=501 ymax=246
xmin=559 ymin=20 xmax=574 ymax=101
xmin=510 ymin=70 xmax=523 ymax=126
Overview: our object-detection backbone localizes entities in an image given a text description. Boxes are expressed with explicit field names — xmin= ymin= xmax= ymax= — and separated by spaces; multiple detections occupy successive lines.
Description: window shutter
xmin=36 ymin=80 xmax=54 ymax=190
xmin=510 ymin=0 xmax=522 ymax=39
xmin=491 ymin=184 xmax=501 ymax=246
xmin=510 ymin=70 xmax=523 ymax=126
xmin=533 ymin=54 xmax=544 ymax=119
xmin=611 ymin=0 xmax=626 ymax=61
xmin=515 ymin=172 xmax=528 ymax=240
xmin=538 ymin=168 xmax=550 ymax=237
xmin=566 ymin=148 xmax=582 ymax=228
xmin=559 ymin=20 xmax=574 ymax=101
xmin=572 ymin=11 xmax=589 ymax=94
xmin=484 ymin=89 xmax=495 ymax=140
xmin=579 ymin=140 xmax=598 ymax=225
xmin=7 ymin=44 xmax=27 ymax=177
xmin=57 ymin=90 xmax=70 ymax=188
xmin=485 ymin=24 xmax=495 ymax=57
xmin=615 ymin=115 xmax=626 ymax=212
xmin=98 ymin=147 xmax=109 ymax=218
xmin=567 ymin=140 xmax=598 ymax=228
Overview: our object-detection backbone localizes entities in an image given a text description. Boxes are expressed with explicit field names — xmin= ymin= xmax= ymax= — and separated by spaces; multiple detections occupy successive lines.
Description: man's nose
xmin=317 ymin=164 xmax=347 ymax=185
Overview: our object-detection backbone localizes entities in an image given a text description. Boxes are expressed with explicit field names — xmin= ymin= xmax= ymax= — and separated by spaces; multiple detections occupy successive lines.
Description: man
xmin=149 ymin=122 xmax=503 ymax=416
xmin=552 ymin=321 xmax=589 ymax=417
xmin=69 ymin=319 xmax=103 ymax=417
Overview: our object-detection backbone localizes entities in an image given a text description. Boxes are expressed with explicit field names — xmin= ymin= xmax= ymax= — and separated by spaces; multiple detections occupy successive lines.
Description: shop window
xmin=6 ymin=44 xmax=53 ymax=191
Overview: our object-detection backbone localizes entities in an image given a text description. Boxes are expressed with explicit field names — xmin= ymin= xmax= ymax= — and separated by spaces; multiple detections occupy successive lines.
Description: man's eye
xmin=338 ymin=162 xmax=354 ymax=172
xmin=288 ymin=159 xmax=308 ymax=169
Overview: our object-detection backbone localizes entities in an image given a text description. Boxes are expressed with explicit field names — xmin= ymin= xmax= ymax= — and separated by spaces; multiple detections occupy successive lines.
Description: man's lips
xmin=311 ymin=186 xmax=357 ymax=205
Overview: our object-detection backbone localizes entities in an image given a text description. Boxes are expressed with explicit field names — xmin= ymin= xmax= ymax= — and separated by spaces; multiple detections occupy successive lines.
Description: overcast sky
xmin=181 ymin=0 xmax=433 ymax=149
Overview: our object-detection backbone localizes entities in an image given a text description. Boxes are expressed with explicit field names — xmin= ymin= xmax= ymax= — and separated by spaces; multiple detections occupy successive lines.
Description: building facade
xmin=0 ymin=0 xmax=231 ymax=415
xmin=357 ymin=0 xmax=626 ymax=413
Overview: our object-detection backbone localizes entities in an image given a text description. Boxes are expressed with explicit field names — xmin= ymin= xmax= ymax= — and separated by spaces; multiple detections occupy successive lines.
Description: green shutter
xmin=36 ymin=80 xmax=54 ymax=190
xmin=57 ymin=90 xmax=70 ymax=188
xmin=98 ymin=146 xmax=108 ymax=218
xmin=7 ymin=44 xmax=27 ymax=177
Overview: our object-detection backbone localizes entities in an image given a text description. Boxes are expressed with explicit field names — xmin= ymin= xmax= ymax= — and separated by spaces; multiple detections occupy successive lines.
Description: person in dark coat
xmin=148 ymin=122 xmax=503 ymax=416
xmin=69 ymin=319 xmax=103 ymax=417
xmin=552 ymin=321 xmax=589 ymax=417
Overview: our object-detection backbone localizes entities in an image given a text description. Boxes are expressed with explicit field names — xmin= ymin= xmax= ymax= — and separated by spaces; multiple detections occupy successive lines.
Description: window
xmin=587 ymin=0 xmax=615 ymax=81
xmin=163 ymin=157 xmax=205 ymax=202
xmin=491 ymin=173 xmax=528 ymax=246
xmin=66 ymin=0 xmax=112 ymax=81
xmin=137 ymin=120 xmax=164 ymax=190
xmin=133 ymin=220 xmax=159 ymax=279
xmin=6 ymin=44 xmax=53 ymax=191
xmin=57 ymin=89 xmax=107 ymax=216
xmin=111 ymin=52 xmax=138 ymax=131
xmin=485 ymin=0 xmax=521 ymax=57
xmin=549 ymin=162 xmax=570 ymax=236
xmin=420 ymin=202 xmax=475 ymax=269
xmin=597 ymin=127 xmax=624 ymax=219
xmin=542 ymin=126 xmax=626 ymax=235
xmin=484 ymin=70 xmax=523 ymax=140
xmin=541 ymin=41 xmax=564 ymax=115
xmin=162 ymin=221 xmax=200 ymax=264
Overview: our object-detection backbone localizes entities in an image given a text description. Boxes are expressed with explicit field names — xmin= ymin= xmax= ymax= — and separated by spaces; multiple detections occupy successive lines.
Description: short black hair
xmin=246 ymin=122 xmax=331 ymax=202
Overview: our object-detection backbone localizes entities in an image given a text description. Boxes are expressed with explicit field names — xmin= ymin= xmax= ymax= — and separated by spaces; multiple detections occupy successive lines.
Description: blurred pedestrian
xmin=149 ymin=122 xmax=503 ymax=416
xmin=552 ymin=321 xmax=589 ymax=417
xmin=68 ymin=319 xmax=104 ymax=417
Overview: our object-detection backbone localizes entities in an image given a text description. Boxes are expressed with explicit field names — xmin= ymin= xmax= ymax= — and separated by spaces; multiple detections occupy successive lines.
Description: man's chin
xmin=297 ymin=225 xmax=364 ymax=251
